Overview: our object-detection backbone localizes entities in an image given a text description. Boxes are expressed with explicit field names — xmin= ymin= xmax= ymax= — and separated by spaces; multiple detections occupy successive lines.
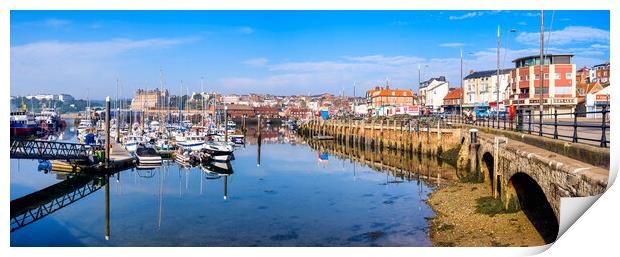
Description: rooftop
xmin=368 ymin=88 xmax=414 ymax=98
xmin=512 ymin=54 xmax=574 ymax=63
xmin=464 ymin=69 xmax=512 ymax=80
xmin=443 ymin=88 xmax=463 ymax=100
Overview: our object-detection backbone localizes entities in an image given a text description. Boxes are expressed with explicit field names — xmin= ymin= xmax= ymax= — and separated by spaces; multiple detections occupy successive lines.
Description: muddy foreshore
xmin=427 ymin=180 xmax=546 ymax=247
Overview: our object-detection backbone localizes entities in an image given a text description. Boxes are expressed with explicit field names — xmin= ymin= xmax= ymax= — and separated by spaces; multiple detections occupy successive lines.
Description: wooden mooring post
xmin=105 ymin=97 xmax=111 ymax=168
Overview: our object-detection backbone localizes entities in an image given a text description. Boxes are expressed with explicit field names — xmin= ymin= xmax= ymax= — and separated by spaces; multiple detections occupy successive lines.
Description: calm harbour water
xmin=10 ymin=124 xmax=453 ymax=247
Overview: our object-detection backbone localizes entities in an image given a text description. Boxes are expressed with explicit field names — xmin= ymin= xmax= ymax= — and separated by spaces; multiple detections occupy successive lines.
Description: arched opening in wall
xmin=508 ymin=173 xmax=559 ymax=244
xmin=482 ymin=152 xmax=494 ymax=193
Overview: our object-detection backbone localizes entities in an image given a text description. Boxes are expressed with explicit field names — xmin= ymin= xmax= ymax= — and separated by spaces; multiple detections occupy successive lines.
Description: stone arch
xmin=507 ymin=172 xmax=559 ymax=244
xmin=481 ymin=151 xmax=495 ymax=194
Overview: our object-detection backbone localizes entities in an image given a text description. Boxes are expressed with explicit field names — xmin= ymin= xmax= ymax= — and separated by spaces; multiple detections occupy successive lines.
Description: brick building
xmin=508 ymin=54 xmax=577 ymax=114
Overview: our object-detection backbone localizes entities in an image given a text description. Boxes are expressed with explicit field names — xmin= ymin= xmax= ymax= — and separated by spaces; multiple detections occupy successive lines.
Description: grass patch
xmin=475 ymin=196 xmax=519 ymax=216
xmin=437 ymin=224 xmax=455 ymax=232
xmin=459 ymin=172 xmax=484 ymax=183
xmin=491 ymin=240 xmax=511 ymax=247
xmin=436 ymin=241 xmax=456 ymax=247
xmin=440 ymin=146 xmax=461 ymax=166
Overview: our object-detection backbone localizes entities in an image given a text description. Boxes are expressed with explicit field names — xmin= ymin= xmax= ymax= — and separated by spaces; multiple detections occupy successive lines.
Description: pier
xmin=299 ymin=117 xmax=609 ymax=241
xmin=10 ymin=140 xmax=103 ymax=161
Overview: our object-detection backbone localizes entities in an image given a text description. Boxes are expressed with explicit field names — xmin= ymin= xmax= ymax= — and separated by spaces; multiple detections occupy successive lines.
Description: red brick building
xmin=442 ymin=88 xmax=462 ymax=113
xmin=508 ymin=54 xmax=577 ymax=114
xmin=284 ymin=107 xmax=311 ymax=120
xmin=592 ymin=62 xmax=610 ymax=83
xmin=254 ymin=107 xmax=280 ymax=118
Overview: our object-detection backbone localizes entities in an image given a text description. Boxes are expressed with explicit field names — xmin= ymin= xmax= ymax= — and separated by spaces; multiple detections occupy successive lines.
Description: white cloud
xmin=90 ymin=22 xmax=103 ymax=29
xmin=517 ymin=21 xmax=527 ymax=26
xmin=590 ymin=44 xmax=609 ymax=49
xmin=448 ymin=11 xmax=501 ymax=20
xmin=11 ymin=37 xmax=197 ymax=98
xmin=516 ymin=26 xmax=609 ymax=46
xmin=439 ymin=42 xmax=465 ymax=48
xmin=44 ymin=18 xmax=71 ymax=29
xmin=449 ymin=12 xmax=484 ymax=20
xmin=390 ymin=21 xmax=410 ymax=26
xmin=237 ymin=27 xmax=254 ymax=34
xmin=215 ymin=42 xmax=608 ymax=95
xmin=243 ymin=58 xmax=269 ymax=67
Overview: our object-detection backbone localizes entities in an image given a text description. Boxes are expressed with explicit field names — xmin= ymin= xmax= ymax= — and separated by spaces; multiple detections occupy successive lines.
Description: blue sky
xmin=11 ymin=10 xmax=610 ymax=99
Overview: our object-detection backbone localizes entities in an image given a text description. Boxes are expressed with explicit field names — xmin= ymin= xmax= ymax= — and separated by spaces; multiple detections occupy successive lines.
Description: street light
xmin=460 ymin=51 xmax=475 ymax=116
xmin=418 ymin=64 xmax=429 ymax=107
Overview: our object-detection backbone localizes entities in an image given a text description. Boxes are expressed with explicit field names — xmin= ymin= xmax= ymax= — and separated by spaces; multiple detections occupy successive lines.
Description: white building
xmin=585 ymin=86 xmax=610 ymax=118
xmin=25 ymin=94 xmax=74 ymax=102
xmin=351 ymin=103 xmax=368 ymax=116
xmin=307 ymin=101 xmax=319 ymax=111
xmin=419 ymin=76 xmax=449 ymax=112
xmin=222 ymin=95 xmax=241 ymax=105
xmin=463 ymin=69 xmax=511 ymax=112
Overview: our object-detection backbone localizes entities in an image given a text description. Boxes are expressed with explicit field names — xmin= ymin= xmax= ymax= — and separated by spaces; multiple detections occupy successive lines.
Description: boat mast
xmin=179 ymin=80 xmax=183 ymax=124
xmin=214 ymin=91 xmax=218 ymax=127
xmin=86 ymin=88 xmax=90 ymax=120
xmin=201 ymin=77 xmax=205 ymax=126
xmin=185 ymin=86 xmax=191 ymax=121
xmin=159 ymin=68 xmax=164 ymax=131
xmin=116 ymin=79 xmax=120 ymax=125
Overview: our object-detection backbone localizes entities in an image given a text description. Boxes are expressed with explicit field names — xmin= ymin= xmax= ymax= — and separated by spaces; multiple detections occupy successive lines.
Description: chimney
xmin=469 ymin=69 xmax=475 ymax=75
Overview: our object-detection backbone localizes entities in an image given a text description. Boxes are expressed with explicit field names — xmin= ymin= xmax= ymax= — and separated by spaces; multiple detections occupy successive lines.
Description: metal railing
xmin=445 ymin=106 xmax=610 ymax=147
xmin=10 ymin=139 xmax=104 ymax=160
xmin=10 ymin=175 xmax=104 ymax=232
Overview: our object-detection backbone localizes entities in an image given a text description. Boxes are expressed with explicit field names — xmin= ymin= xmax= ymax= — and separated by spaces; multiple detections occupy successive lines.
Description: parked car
xmin=489 ymin=111 xmax=509 ymax=119
xmin=474 ymin=109 xmax=490 ymax=118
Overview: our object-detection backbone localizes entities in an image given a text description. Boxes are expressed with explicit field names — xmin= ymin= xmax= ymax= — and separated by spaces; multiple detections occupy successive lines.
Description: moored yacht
xmin=202 ymin=141 xmax=234 ymax=162
xmin=135 ymin=146 xmax=162 ymax=166
xmin=77 ymin=119 xmax=93 ymax=134
xmin=124 ymin=135 xmax=143 ymax=152
xmin=177 ymin=134 xmax=205 ymax=151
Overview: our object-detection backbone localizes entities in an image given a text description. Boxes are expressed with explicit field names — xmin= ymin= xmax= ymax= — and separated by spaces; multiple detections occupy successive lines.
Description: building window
xmin=534 ymin=74 xmax=540 ymax=80
xmin=544 ymin=73 xmax=549 ymax=79
xmin=566 ymin=73 xmax=573 ymax=79
xmin=534 ymin=87 xmax=549 ymax=94
xmin=555 ymin=86 xmax=572 ymax=95
xmin=555 ymin=73 xmax=561 ymax=79
xmin=604 ymin=71 xmax=608 ymax=76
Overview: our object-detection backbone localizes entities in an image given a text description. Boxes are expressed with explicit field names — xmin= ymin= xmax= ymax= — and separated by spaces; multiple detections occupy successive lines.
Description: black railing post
xmin=539 ymin=110 xmax=543 ymax=136
xmin=528 ymin=111 xmax=532 ymax=134
xmin=601 ymin=105 xmax=608 ymax=147
xmin=518 ymin=110 xmax=523 ymax=132
xmin=572 ymin=110 xmax=578 ymax=143
xmin=553 ymin=109 xmax=558 ymax=139
xmin=503 ymin=113 xmax=507 ymax=130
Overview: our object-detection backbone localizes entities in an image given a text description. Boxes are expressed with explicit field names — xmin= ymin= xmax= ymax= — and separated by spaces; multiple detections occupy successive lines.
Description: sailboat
xmin=135 ymin=145 xmax=162 ymax=167
xmin=202 ymin=141 xmax=234 ymax=162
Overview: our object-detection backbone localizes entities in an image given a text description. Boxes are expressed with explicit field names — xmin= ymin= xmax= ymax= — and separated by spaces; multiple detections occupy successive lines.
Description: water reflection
xmin=11 ymin=125 xmax=452 ymax=246
xmin=11 ymin=172 xmax=106 ymax=233
xmin=306 ymin=139 xmax=458 ymax=187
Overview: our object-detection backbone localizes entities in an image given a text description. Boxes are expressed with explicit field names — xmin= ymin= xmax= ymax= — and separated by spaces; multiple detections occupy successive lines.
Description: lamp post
xmin=539 ymin=10 xmax=545 ymax=136
xmin=460 ymin=49 xmax=463 ymax=116
xmin=460 ymin=52 xmax=474 ymax=116
xmin=496 ymin=25 xmax=501 ymax=128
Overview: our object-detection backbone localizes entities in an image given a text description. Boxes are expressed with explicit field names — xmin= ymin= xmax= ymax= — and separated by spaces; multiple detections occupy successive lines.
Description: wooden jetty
xmin=108 ymin=141 xmax=136 ymax=169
